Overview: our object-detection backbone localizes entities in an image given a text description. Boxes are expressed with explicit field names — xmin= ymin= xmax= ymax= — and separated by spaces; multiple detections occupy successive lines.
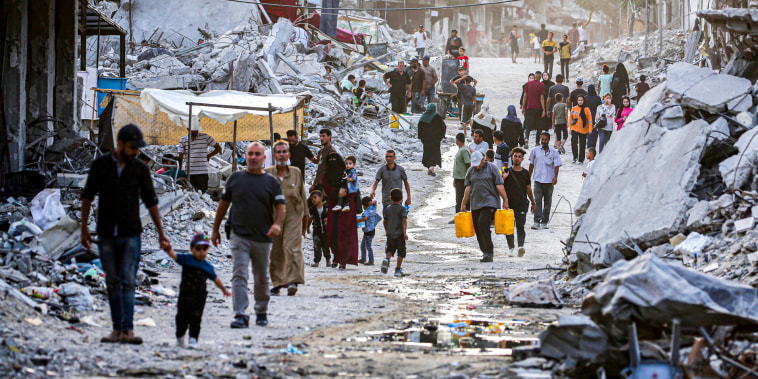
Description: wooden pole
xmin=186 ymin=104 xmax=192 ymax=182
xmin=232 ymin=121 xmax=238 ymax=171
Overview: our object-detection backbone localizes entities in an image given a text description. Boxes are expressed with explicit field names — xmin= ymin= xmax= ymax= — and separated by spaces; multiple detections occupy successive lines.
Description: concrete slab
xmin=680 ymin=73 xmax=753 ymax=113
xmin=665 ymin=62 xmax=715 ymax=98
xmin=719 ymin=126 xmax=758 ymax=190
xmin=570 ymin=119 xmax=709 ymax=273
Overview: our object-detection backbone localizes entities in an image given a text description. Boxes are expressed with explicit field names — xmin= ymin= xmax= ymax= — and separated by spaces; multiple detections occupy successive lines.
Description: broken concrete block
xmin=665 ymin=62 xmax=715 ymax=98
xmin=735 ymin=217 xmax=755 ymax=232
xmin=660 ymin=105 xmax=686 ymax=130
xmin=728 ymin=94 xmax=753 ymax=113
xmin=504 ymin=278 xmax=563 ymax=307
xmin=674 ymin=232 xmax=713 ymax=257
xmin=624 ymin=80 xmax=667 ymax=127
xmin=680 ymin=73 xmax=753 ymax=113
xmin=570 ymin=119 xmax=709 ymax=272
xmin=709 ymin=117 xmax=731 ymax=141
xmin=720 ymin=126 xmax=758 ymax=190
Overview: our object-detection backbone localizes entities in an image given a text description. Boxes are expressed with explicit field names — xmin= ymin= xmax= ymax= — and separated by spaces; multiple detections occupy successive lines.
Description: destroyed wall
xmin=568 ymin=62 xmax=758 ymax=275
xmin=108 ymin=0 xmax=263 ymax=50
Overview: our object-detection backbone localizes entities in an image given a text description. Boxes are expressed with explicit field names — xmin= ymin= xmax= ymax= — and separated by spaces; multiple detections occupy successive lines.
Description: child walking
xmin=307 ymin=190 xmax=331 ymax=268
xmin=357 ymin=196 xmax=381 ymax=265
xmin=333 ymin=155 xmax=359 ymax=213
xmin=380 ymin=188 xmax=409 ymax=277
xmin=166 ymin=232 xmax=231 ymax=347
xmin=552 ymin=93 xmax=568 ymax=154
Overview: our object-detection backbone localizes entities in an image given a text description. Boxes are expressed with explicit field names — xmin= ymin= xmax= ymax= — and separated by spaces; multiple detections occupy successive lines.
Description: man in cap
xmin=460 ymin=150 xmax=509 ymax=263
xmin=421 ymin=56 xmax=438 ymax=106
xmin=568 ymin=76 xmax=587 ymax=110
xmin=81 ymin=124 xmax=172 ymax=344
xmin=414 ymin=25 xmax=427 ymax=58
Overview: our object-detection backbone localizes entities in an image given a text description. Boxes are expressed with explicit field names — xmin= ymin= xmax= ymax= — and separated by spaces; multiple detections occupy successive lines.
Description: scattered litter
xmin=135 ymin=318 xmax=157 ymax=327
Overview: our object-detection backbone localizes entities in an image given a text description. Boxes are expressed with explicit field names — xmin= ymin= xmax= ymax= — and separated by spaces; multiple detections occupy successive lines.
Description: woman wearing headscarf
xmin=322 ymin=152 xmax=359 ymax=269
xmin=583 ymin=84 xmax=602 ymax=149
xmin=501 ymin=105 xmax=525 ymax=150
xmin=417 ymin=103 xmax=446 ymax=176
xmin=615 ymin=96 xmax=633 ymax=131
xmin=472 ymin=104 xmax=497 ymax=147
xmin=611 ymin=63 xmax=631 ymax=110
xmin=569 ymin=94 xmax=593 ymax=164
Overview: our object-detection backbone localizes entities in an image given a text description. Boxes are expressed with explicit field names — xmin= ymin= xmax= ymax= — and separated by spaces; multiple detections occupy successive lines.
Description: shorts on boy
xmin=386 ymin=235 xmax=407 ymax=258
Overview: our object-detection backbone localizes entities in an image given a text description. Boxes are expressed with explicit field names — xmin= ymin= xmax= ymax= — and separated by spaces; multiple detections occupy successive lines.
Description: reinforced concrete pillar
xmin=2 ymin=0 xmax=29 ymax=171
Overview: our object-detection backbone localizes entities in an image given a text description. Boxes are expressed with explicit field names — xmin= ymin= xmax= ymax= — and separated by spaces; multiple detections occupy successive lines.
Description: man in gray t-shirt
xmin=212 ymin=142 xmax=285 ymax=329
xmin=461 ymin=151 xmax=509 ymax=262
xmin=370 ymin=150 xmax=411 ymax=215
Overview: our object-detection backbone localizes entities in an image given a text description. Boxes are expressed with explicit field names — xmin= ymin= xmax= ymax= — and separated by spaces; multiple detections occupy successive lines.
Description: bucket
xmin=495 ymin=209 xmax=515 ymax=235
xmin=97 ymin=77 xmax=127 ymax=116
xmin=455 ymin=212 xmax=475 ymax=238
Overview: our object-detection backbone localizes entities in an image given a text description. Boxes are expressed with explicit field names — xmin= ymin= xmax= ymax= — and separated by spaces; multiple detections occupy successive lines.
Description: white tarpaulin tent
xmin=109 ymin=89 xmax=306 ymax=146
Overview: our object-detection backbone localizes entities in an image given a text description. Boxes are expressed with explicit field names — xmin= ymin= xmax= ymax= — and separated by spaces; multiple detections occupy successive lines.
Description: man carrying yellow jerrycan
xmin=457 ymin=151 xmax=510 ymax=262
xmin=456 ymin=148 xmax=535 ymax=261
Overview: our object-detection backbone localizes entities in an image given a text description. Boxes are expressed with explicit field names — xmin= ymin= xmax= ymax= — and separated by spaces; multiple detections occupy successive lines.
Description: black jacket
xmin=82 ymin=153 xmax=158 ymax=238
xmin=501 ymin=119 xmax=525 ymax=149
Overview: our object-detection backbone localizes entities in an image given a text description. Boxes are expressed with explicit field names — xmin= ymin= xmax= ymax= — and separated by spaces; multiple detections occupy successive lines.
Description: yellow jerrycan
xmin=455 ymin=212 xmax=476 ymax=238
xmin=495 ymin=209 xmax=515 ymax=235
xmin=389 ymin=114 xmax=400 ymax=129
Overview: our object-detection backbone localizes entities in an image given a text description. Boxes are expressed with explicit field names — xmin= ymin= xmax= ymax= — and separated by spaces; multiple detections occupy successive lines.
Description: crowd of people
xmin=81 ymin=14 xmax=653 ymax=349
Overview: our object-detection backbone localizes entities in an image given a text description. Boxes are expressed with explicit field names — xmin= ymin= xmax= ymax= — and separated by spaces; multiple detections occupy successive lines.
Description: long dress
xmin=323 ymin=177 xmax=359 ymax=266
xmin=418 ymin=114 xmax=446 ymax=168
xmin=265 ymin=166 xmax=307 ymax=288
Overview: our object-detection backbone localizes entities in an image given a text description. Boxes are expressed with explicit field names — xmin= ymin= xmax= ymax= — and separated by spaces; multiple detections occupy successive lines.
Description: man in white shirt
xmin=469 ymin=130 xmax=489 ymax=155
xmin=414 ymin=25 xmax=427 ymax=59
xmin=578 ymin=11 xmax=592 ymax=45
xmin=178 ymin=129 xmax=222 ymax=193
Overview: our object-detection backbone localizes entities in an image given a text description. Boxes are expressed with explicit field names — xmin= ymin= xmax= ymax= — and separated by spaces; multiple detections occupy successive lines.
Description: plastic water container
xmin=495 ymin=209 xmax=515 ymax=235
xmin=455 ymin=212 xmax=475 ymax=238
xmin=389 ymin=114 xmax=400 ymax=129
xmin=357 ymin=214 xmax=365 ymax=229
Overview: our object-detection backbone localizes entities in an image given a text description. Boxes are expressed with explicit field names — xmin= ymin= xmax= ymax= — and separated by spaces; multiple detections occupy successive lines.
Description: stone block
xmin=665 ymin=62 xmax=715 ymax=98
xmin=680 ymin=74 xmax=753 ymax=113
xmin=720 ymin=126 xmax=758 ymax=190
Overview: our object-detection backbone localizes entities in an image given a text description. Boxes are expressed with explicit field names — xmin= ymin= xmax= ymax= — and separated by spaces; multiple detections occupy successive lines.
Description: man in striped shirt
xmin=178 ymin=130 xmax=222 ymax=193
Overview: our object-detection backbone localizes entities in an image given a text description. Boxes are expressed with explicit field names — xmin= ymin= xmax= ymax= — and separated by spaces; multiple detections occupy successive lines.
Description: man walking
xmin=421 ymin=56 xmax=438 ymax=106
xmin=541 ymin=32 xmax=557 ymax=78
xmin=384 ymin=62 xmax=411 ymax=114
xmin=81 ymin=124 xmax=172 ymax=344
xmin=213 ymin=142 xmax=286 ymax=329
xmin=567 ymin=23 xmax=579 ymax=53
xmin=528 ymin=132 xmax=561 ymax=230
xmin=460 ymin=151 xmax=509 ymax=263
xmin=409 ymin=58 xmax=426 ymax=113
xmin=502 ymin=147 xmax=534 ymax=257
xmin=414 ymin=25 xmax=427 ymax=58
xmin=287 ymin=130 xmax=318 ymax=181
xmin=445 ymin=30 xmax=463 ymax=59
xmin=311 ymin=129 xmax=337 ymax=193
xmin=568 ymin=76 xmax=587 ymax=110
xmin=536 ymin=24 xmax=548 ymax=46
xmin=521 ymin=73 xmax=546 ymax=147
xmin=452 ymin=133 xmax=471 ymax=218
xmin=370 ymin=150 xmax=411 ymax=215
xmin=509 ymin=25 xmax=520 ymax=63
xmin=558 ymin=35 xmax=572 ymax=80
xmin=265 ymin=141 xmax=308 ymax=297
xmin=469 ymin=129 xmax=489 ymax=155
xmin=178 ymin=128 xmax=222 ymax=193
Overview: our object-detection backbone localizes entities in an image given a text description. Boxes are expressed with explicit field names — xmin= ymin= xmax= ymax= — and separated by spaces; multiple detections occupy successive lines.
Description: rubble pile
xmin=569 ymin=29 xmax=691 ymax=93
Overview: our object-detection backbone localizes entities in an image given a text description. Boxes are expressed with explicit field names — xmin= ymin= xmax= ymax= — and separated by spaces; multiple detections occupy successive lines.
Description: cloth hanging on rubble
xmin=320 ymin=0 xmax=340 ymax=38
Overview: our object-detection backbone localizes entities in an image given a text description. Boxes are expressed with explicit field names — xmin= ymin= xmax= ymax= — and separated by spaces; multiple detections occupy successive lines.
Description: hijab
xmin=585 ymin=84 xmax=602 ymax=118
xmin=474 ymin=104 xmax=496 ymax=129
xmin=576 ymin=94 xmax=588 ymax=127
xmin=612 ymin=63 xmax=630 ymax=91
xmin=504 ymin=105 xmax=521 ymax=124
xmin=617 ymin=95 xmax=632 ymax=119
xmin=325 ymin=152 xmax=346 ymax=188
xmin=418 ymin=103 xmax=438 ymax=125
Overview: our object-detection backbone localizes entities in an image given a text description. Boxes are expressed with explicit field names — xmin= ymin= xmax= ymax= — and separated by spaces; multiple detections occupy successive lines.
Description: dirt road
xmin=3 ymin=57 xmax=589 ymax=378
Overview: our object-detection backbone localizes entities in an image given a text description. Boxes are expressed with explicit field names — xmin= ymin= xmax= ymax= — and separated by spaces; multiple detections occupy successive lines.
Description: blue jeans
xmin=598 ymin=130 xmax=612 ymax=154
xmin=98 ymin=237 xmax=141 ymax=332
xmin=361 ymin=233 xmax=375 ymax=262
xmin=423 ymin=87 xmax=436 ymax=105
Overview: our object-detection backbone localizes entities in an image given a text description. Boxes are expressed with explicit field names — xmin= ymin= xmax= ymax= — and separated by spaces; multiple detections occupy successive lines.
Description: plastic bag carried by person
xmin=30 ymin=189 xmax=66 ymax=230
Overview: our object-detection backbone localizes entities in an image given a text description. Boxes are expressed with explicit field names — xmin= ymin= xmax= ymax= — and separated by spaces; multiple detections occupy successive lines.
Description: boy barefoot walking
xmin=380 ymin=188 xmax=409 ymax=277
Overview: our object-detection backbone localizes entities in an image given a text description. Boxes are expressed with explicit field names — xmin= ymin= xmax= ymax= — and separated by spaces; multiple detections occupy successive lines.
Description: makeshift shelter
xmin=101 ymin=89 xmax=307 ymax=146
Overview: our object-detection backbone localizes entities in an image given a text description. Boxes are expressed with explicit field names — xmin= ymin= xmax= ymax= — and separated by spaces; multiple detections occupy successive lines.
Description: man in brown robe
xmin=265 ymin=141 xmax=308 ymax=296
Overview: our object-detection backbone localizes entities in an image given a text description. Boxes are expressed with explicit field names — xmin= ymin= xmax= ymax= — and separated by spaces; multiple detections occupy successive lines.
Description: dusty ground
xmin=0 ymin=57 xmax=590 ymax=378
